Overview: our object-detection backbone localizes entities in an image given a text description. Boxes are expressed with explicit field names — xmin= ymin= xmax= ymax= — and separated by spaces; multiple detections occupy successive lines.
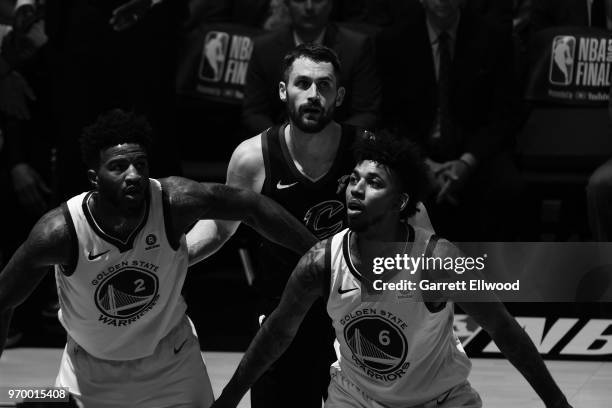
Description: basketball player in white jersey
xmin=0 ymin=109 xmax=317 ymax=407
xmin=210 ymin=132 xmax=573 ymax=408
xmin=188 ymin=43 xmax=433 ymax=408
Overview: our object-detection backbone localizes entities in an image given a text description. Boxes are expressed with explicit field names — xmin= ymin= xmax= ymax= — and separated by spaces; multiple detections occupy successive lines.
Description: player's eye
xmin=295 ymin=79 xmax=311 ymax=89
xmin=368 ymin=178 xmax=383 ymax=188
xmin=348 ymin=174 xmax=358 ymax=185
xmin=318 ymin=81 xmax=331 ymax=90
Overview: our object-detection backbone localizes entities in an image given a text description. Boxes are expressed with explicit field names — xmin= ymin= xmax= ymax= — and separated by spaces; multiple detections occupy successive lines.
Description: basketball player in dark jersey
xmin=188 ymin=44 xmax=368 ymax=407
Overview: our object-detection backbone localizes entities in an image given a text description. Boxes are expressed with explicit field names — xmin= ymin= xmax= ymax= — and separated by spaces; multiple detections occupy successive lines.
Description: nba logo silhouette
xmin=549 ymin=36 xmax=576 ymax=86
xmin=199 ymin=31 xmax=230 ymax=83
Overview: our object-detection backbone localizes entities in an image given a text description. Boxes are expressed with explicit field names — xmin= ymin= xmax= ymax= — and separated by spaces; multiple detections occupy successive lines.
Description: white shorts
xmin=325 ymin=368 xmax=482 ymax=408
xmin=55 ymin=316 xmax=214 ymax=408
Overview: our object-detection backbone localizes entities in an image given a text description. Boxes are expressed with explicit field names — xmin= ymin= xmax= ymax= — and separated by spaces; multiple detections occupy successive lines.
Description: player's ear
xmin=336 ymin=86 xmax=345 ymax=107
xmin=87 ymin=169 xmax=98 ymax=189
xmin=279 ymin=81 xmax=287 ymax=102
xmin=399 ymin=193 xmax=409 ymax=212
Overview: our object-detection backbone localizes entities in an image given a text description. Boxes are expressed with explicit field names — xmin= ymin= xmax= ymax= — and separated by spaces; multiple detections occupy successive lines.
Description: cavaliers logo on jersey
xmin=95 ymin=267 xmax=160 ymax=325
xmin=344 ymin=315 xmax=410 ymax=381
xmin=303 ymin=200 xmax=345 ymax=240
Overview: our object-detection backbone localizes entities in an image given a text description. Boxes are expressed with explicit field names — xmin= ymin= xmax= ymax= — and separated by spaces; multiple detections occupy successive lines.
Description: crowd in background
xmin=1 ymin=0 xmax=611 ymax=346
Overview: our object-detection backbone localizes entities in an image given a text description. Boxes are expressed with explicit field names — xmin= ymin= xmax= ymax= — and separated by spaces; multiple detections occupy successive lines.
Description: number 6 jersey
xmin=326 ymin=227 xmax=472 ymax=407
xmin=54 ymin=178 xmax=188 ymax=360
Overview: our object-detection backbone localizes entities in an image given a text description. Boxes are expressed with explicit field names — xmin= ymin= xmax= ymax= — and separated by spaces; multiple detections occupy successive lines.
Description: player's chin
xmin=347 ymin=213 xmax=367 ymax=232
xmin=298 ymin=118 xmax=326 ymax=133
xmin=121 ymin=192 xmax=145 ymax=207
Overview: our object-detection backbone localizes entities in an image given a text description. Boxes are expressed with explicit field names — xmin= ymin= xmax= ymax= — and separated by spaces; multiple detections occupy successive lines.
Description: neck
xmin=90 ymin=192 xmax=143 ymax=220
xmin=286 ymin=121 xmax=340 ymax=161
xmin=293 ymin=26 xmax=326 ymax=43
xmin=356 ymin=218 xmax=404 ymax=243
xmin=426 ymin=12 xmax=459 ymax=33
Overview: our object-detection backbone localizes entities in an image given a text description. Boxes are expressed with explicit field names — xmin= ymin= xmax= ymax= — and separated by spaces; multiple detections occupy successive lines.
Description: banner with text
xmin=177 ymin=23 xmax=263 ymax=104
xmin=525 ymin=26 xmax=612 ymax=105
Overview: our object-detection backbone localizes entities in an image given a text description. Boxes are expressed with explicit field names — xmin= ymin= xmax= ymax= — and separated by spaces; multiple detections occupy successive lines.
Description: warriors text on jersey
xmin=326 ymin=227 xmax=472 ymax=407
xmin=55 ymin=179 xmax=188 ymax=360
xmin=255 ymin=123 xmax=358 ymax=297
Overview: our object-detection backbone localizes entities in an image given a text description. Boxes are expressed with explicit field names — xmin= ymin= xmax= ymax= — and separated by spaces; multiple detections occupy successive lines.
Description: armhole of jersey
xmin=322 ymin=238 xmax=333 ymax=302
xmin=60 ymin=202 xmax=78 ymax=277
xmin=161 ymin=184 xmax=181 ymax=251
xmin=424 ymin=234 xmax=446 ymax=314
xmin=261 ymin=127 xmax=272 ymax=195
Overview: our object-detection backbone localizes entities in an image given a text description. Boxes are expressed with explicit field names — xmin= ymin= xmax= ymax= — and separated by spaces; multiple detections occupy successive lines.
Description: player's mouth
xmin=124 ymin=185 xmax=144 ymax=197
xmin=347 ymin=200 xmax=365 ymax=215
xmin=301 ymin=105 xmax=322 ymax=115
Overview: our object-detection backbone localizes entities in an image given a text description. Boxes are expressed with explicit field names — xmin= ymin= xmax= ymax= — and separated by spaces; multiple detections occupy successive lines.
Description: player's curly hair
xmin=351 ymin=129 xmax=431 ymax=218
xmin=80 ymin=109 xmax=153 ymax=169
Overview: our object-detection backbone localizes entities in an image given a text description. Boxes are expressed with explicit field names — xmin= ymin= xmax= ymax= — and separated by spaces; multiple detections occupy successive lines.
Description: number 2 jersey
xmin=54 ymin=178 xmax=188 ymax=360
xmin=325 ymin=227 xmax=472 ymax=407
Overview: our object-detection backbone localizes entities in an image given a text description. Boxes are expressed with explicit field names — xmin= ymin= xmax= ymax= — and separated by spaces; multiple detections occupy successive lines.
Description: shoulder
xmin=32 ymin=206 xmax=71 ymax=244
xmin=25 ymin=206 xmax=73 ymax=265
xmin=429 ymin=236 xmax=463 ymax=260
xmin=293 ymin=239 xmax=330 ymax=288
xmin=229 ymin=135 xmax=264 ymax=172
xmin=227 ymin=134 xmax=265 ymax=186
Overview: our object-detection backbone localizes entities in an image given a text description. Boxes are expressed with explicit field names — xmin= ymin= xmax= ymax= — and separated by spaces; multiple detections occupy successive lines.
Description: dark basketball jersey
xmin=254 ymin=123 xmax=359 ymax=298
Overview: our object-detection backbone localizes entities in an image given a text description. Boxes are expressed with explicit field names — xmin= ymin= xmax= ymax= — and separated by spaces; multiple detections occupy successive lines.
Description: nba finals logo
xmin=549 ymin=36 xmax=576 ymax=86
xmin=200 ymin=31 xmax=230 ymax=83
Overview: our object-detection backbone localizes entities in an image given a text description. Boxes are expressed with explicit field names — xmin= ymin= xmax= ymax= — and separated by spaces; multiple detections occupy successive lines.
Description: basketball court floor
xmin=1 ymin=347 xmax=610 ymax=407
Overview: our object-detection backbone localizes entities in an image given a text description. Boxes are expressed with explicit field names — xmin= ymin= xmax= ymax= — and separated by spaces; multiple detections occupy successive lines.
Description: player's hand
xmin=0 ymin=71 xmax=35 ymax=120
xmin=435 ymin=160 xmax=471 ymax=205
xmin=109 ymin=0 xmax=153 ymax=31
xmin=14 ymin=4 xmax=36 ymax=34
xmin=11 ymin=163 xmax=52 ymax=215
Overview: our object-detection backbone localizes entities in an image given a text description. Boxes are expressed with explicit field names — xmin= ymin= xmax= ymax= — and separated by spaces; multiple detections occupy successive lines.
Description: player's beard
xmin=287 ymin=100 xmax=335 ymax=133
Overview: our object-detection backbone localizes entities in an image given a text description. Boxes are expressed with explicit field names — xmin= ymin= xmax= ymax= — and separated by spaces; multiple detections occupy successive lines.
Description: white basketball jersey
xmin=55 ymin=179 xmax=188 ymax=360
xmin=326 ymin=227 xmax=471 ymax=407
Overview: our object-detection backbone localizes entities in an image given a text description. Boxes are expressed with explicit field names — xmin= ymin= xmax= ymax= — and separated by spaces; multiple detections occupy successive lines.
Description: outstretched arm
xmin=212 ymin=241 xmax=328 ymax=407
xmin=459 ymin=301 xmax=571 ymax=408
xmin=163 ymin=177 xmax=317 ymax=257
xmin=428 ymin=240 xmax=572 ymax=408
xmin=187 ymin=136 xmax=264 ymax=266
xmin=0 ymin=206 xmax=72 ymax=357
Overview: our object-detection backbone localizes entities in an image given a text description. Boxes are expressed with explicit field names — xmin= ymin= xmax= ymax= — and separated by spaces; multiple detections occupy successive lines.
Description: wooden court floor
xmin=1 ymin=348 xmax=610 ymax=407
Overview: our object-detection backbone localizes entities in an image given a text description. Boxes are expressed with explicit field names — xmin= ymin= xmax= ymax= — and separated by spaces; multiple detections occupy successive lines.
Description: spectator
xmin=192 ymin=0 xmax=290 ymax=30
xmin=242 ymin=0 xmax=381 ymax=134
xmin=531 ymin=0 xmax=612 ymax=32
xmin=13 ymin=0 xmax=186 ymax=200
xmin=586 ymin=55 xmax=612 ymax=241
xmin=377 ymin=0 xmax=523 ymax=241
xmin=0 ymin=0 xmax=56 ymax=348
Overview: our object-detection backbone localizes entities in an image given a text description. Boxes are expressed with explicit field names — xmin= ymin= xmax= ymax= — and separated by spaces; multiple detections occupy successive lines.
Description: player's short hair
xmin=281 ymin=43 xmax=341 ymax=83
xmin=352 ymin=129 xmax=431 ymax=218
xmin=80 ymin=109 xmax=153 ymax=169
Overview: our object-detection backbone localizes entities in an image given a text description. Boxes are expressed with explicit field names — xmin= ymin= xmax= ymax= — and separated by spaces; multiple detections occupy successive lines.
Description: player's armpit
xmin=215 ymin=241 xmax=328 ymax=406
